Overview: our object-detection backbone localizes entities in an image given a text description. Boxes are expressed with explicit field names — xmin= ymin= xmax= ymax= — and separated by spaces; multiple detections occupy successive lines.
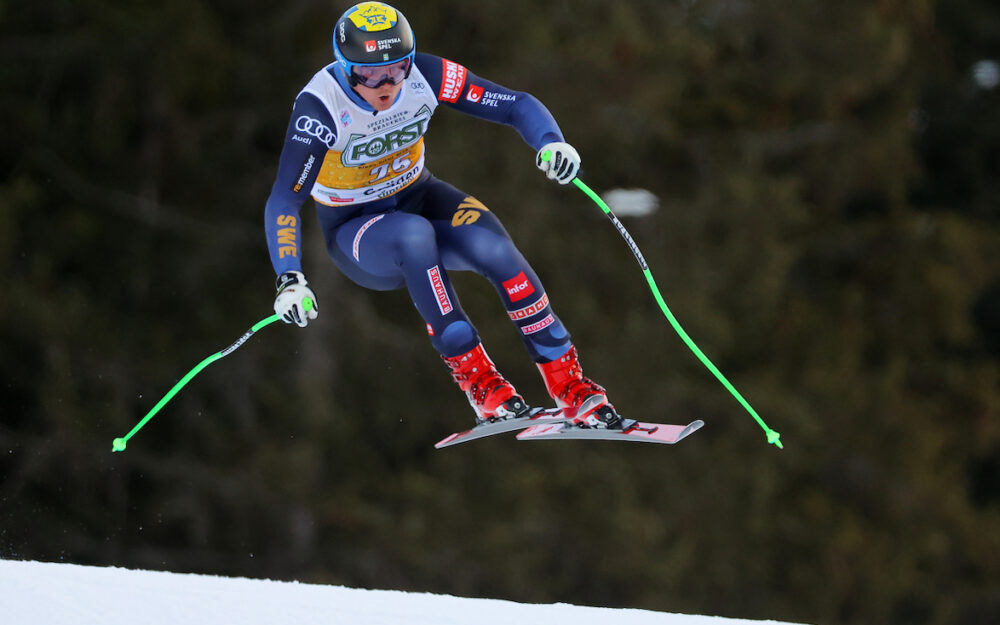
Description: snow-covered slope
xmin=0 ymin=559 xmax=805 ymax=625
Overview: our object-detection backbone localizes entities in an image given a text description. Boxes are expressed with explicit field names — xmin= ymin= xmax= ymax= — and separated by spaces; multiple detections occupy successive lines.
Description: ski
xmin=517 ymin=419 xmax=704 ymax=444
xmin=434 ymin=407 xmax=575 ymax=449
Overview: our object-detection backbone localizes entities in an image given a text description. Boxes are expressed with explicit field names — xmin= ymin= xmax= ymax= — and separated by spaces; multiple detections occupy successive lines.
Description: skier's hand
xmin=274 ymin=271 xmax=319 ymax=328
xmin=536 ymin=142 xmax=581 ymax=184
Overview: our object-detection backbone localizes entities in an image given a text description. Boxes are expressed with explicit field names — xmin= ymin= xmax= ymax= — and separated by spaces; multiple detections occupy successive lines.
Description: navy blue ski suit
xmin=264 ymin=52 xmax=573 ymax=362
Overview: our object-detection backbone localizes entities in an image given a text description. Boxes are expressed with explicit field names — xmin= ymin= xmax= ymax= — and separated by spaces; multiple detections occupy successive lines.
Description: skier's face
xmin=351 ymin=57 xmax=409 ymax=111
xmin=355 ymin=80 xmax=403 ymax=111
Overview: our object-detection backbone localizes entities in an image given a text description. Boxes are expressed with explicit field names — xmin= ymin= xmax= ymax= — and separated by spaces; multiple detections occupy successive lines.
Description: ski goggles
xmin=350 ymin=57 xmax=412 ymax=88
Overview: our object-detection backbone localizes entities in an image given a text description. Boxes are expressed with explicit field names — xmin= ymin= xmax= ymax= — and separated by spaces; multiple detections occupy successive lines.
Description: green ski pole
xmin=111 ymin=298 xmax=313 ymax=452
xmin=542 ymin=151 xmax=781 ymax=448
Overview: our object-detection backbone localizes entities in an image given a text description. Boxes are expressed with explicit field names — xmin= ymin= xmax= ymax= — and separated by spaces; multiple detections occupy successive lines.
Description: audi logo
xmin=295 ymin=116 xmax=336 ymax=148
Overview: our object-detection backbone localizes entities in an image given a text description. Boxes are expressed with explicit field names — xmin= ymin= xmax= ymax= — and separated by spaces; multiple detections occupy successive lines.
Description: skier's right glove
xmin=274 ymin=271 xmax=319 ymax=328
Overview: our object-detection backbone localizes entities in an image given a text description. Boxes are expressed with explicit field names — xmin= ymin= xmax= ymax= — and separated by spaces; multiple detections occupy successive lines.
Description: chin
xmin=359 ymin=86 xmax=401 ymax=111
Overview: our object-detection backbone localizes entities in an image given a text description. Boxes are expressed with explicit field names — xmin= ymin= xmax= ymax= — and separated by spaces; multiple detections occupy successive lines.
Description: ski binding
xmin=434 ymin=407 xmax=575 ymax=449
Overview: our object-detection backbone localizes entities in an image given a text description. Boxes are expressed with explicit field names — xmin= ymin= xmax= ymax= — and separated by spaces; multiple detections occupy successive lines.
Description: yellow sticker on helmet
xmin=348 ymin=2 xmax=398 ymax=32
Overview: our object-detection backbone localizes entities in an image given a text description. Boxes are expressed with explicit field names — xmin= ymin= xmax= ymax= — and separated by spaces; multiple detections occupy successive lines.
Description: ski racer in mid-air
xmin=264 ymin=1 xmax=624 ymax=428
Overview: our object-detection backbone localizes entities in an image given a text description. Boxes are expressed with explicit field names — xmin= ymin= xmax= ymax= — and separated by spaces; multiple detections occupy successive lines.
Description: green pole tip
xmin=767 ymin=430 xmax=783 ymax=449
xmin=304 ymin=297 xmax=314 ymax=312
xmin=112 ymin=438 xmax=127 ymax=452
xmin=541 ymin=150 xmax=552 ymax=162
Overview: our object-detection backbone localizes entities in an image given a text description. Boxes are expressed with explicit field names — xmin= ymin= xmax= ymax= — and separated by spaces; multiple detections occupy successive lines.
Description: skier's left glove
xmin=536 ymin=141 xmax=581 ymax=184
xmin=274 ymin=271 xmax=319 ymax=328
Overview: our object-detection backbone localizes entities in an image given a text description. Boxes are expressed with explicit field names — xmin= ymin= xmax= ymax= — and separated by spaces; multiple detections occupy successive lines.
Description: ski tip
xmin=434 ymin=433 xmax=463 ymax=449
xmin=677 ymin=420 xmax=705 ymax=441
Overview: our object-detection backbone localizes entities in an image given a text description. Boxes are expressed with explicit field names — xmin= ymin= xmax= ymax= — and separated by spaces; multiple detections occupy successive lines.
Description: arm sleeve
xmin=414 ymin=52 xmax=565 ymax=150
xmin=264 ymin=92 xmax=335 ymax=276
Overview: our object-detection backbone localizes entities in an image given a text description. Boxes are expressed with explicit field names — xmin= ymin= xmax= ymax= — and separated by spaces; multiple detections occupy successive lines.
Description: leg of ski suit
xmin=317 ymin=174 xmax=572 ymax=363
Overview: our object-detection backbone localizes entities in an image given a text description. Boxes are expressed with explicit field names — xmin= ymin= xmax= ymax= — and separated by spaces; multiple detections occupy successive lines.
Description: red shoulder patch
xmin=438 ymin=58 xmax=468 ymax=103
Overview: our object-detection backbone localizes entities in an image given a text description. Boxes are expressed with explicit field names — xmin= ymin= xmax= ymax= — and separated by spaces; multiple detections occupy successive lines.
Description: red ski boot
xmin=537 ymin=345 xmax=624 ymax=428
xmin=443 ymin=344 xmax=528 ymax=424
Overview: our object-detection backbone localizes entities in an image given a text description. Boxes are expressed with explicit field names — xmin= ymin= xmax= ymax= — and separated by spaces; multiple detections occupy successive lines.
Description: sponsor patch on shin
xmin=521 ymin=313 xmax=555 ymax=335
xmin=428 ymin=265 xmax=454 ymax=315
xmin=507 ymin=293 xmax=549 ymax=321
xmin=502 ymin=271 xmax=535 ymax=302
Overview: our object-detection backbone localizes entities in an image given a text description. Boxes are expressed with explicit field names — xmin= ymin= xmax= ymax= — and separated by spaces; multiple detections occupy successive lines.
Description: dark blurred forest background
xmin=2 ymin=1 xmax=999 ymax=623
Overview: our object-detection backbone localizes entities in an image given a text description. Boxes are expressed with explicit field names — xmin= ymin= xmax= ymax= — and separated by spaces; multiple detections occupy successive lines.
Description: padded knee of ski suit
xmin=439 ymin=320 xmax=477 ymax=356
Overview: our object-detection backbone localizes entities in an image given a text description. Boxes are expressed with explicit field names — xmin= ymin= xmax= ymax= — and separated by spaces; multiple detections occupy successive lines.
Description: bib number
xmin=369 ymin=155 xmax=412 ymax=183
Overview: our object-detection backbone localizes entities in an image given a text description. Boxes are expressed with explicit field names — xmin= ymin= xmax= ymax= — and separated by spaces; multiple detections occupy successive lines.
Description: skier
xmin=264 ymin=1 xmax=622 ymax=428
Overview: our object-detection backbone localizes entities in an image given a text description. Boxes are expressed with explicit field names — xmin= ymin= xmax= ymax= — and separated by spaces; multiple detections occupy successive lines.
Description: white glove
xmin=274 ymin=271 xmax=319 ymax=328
xmin=535 ymin=141 xmax=581 ymax=184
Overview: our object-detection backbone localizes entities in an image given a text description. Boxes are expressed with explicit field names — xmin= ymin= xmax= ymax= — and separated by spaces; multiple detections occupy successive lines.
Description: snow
xmin=0 ymin=559 xmax=805 ymax=625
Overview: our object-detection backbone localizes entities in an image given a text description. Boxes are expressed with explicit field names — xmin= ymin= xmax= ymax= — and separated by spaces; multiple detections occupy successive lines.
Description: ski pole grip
xmin=541 ymin=150 xmax=552 ymax=162
xmin=304 ymin=297 xmax=314 ymax=312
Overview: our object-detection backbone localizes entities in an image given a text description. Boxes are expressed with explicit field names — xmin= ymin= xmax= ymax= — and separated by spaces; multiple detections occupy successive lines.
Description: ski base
xmin=434 ymin=407 xmax=574 ymax=449
xmin=517 ymin=419 xmax=704 ymax=444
